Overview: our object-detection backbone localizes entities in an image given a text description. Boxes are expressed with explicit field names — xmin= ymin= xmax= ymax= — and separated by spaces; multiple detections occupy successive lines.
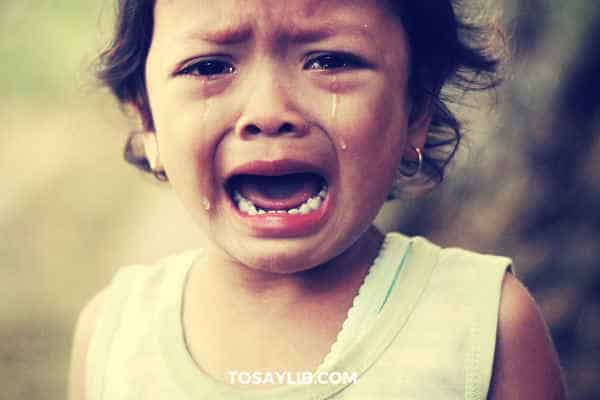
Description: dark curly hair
xmin=97 ymin=0 xmax=504 ymax=184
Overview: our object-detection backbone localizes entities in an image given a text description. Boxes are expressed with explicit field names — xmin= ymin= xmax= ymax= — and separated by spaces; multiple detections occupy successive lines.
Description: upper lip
xmin=223 ymin=159 xmax=329 ymax=182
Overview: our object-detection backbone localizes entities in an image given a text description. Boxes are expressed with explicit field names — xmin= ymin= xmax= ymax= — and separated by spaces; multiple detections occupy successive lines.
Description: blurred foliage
xmin=1 ymin=1 xmax=599 ymax=399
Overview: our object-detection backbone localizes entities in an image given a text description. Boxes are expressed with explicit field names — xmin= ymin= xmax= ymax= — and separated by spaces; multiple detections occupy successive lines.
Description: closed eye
xmin=177 ymin=59 xmax=235 ymax=77
xmin=303 ymin=52 xmax=369 ymax=71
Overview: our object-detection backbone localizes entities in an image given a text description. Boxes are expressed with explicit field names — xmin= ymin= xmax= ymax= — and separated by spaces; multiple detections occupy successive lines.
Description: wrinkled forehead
xmin=152 ymin=0 xmax=397 ymax=44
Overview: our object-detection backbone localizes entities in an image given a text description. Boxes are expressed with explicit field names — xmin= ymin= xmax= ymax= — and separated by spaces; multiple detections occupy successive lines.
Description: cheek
xmin=335 ymin=82 xmax=408 ymax=168
xmin=330 ymin=81 xmax=409 ymax=214
xmin=152 ymin=96 xmax=228 ymax=207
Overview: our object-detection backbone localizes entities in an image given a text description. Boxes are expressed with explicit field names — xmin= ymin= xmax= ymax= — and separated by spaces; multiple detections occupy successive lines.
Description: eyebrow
xmin=184 ymin=23 xmax=253 ymax=45
xmin=182 ymin=22 xmax=364 ymax=46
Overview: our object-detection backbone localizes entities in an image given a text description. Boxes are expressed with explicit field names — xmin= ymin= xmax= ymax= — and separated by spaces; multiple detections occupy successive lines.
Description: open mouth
xmin=225 ymin=173 xmax=328 ymax=216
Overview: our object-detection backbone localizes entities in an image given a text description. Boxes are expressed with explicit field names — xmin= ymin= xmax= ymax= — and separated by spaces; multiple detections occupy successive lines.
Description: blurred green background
xmin=1 ymin=1 xmax=599 ymax=399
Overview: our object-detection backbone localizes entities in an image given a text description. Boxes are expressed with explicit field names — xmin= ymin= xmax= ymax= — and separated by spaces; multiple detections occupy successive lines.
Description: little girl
xmin=70 ymin=1 xmax=566 ymax=399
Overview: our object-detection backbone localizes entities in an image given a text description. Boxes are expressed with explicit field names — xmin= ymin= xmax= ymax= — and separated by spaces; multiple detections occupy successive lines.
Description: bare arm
xmin=68 ymin=289 xmax=107 ymax=400
xmin=488 ymin=273 xmax=567 ymax=400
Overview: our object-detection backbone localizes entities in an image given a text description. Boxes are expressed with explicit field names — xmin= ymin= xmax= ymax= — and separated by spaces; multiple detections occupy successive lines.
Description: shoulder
xmin=400 ymin=234 xmax=512 ymax=274
xmin=394 ymin=236 xmax=566 ymax=398
xmin=67 ymin=266 xmax=161 ymax=400
xmin=67 ymin=249 xmax=200 ymax=400
xmin=68 ymin=288 xmax=108 ymax=400
xmin=488 ymin=273 xmax=567 ymax=399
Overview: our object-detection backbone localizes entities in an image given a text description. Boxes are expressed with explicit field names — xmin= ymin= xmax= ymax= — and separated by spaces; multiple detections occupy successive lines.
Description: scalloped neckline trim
xmin=159 ymin=232 xmax=416 ymax=399
xmin=317 ymin=233 xmax=411 ymax=371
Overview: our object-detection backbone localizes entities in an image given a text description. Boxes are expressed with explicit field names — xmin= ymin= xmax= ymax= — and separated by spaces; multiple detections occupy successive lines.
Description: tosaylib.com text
xmin=228 ymin=371 xmax=359 ymax=385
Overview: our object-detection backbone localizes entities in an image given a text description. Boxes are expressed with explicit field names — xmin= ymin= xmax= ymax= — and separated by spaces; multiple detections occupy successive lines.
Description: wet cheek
xmin=332 ymin=88 xmax=407 ymax=206
xmin=153 ymin=99 xmax=226 ymax=201
xmin=334 ymin=90 xmax=405 ymax=158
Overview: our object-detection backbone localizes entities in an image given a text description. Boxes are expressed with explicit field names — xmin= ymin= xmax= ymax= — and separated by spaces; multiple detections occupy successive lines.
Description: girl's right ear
xmin=127 ymin=102 xmax=164 ymax=174
xmin=141 ymin=132 xmax=164 ymax=172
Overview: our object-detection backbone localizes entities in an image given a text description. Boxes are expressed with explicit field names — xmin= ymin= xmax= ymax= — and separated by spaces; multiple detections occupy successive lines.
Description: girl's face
xmin=144 ymin=0 xmax=427 ymax=272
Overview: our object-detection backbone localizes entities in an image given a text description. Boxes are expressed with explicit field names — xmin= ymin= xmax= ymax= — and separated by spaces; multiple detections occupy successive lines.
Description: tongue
xmin=234 ymin=173 xmax=321 ymax=210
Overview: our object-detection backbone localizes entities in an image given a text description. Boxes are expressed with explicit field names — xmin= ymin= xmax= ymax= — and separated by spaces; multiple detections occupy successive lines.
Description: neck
xmin=191 ymin=227 xmax=384 ymax=315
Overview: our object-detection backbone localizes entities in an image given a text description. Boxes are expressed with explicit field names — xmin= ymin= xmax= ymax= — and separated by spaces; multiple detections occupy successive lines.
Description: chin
xmin=226 ymin=236 xmax=334 ymax=274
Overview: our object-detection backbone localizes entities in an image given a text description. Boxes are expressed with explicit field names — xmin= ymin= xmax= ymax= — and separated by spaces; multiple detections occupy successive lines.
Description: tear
xmin=201 ymin=197 xmax=211 ymax=211
xmin=340 ymin=138 xmax=348 ymax=151
xmin=201 ymin=99 xmax=212 ymax=126
xmin=330 ymin=93 xmax=338 ymax=119
xmin=330 ymin=77 xmax=339 ymax=119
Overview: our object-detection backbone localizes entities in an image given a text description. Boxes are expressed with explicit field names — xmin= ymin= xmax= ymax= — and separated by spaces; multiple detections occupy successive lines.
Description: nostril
xmin=279 ymin=123 xmax=294 ymax=133
xmin=245 ymin=124 xmax=261 ymax=135
xmin=240 ymin=120 xmax=305 ymax=137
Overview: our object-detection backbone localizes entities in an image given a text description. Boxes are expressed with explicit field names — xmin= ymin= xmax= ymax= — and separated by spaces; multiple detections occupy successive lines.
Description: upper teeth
xmin=234 ymin=186 xmax=328 ymax=215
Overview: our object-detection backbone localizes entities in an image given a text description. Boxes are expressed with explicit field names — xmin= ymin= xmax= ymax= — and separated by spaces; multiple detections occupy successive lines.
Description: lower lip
xmin=229 ymin=193 xmax=331 ymax=238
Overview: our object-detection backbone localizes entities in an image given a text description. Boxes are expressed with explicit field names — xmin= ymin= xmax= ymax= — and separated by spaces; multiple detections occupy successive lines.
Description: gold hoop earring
xmin=399 ymin=146 xmax=423 ymax=178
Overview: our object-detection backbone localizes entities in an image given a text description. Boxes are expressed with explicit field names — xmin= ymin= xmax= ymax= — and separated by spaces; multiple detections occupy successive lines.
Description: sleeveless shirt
xmin=86 ymin=233 xmax=511 ymax=399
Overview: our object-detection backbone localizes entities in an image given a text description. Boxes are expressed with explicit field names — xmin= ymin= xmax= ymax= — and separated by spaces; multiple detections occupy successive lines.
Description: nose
xmin=235 ymin=69 xmax=308 ymax=139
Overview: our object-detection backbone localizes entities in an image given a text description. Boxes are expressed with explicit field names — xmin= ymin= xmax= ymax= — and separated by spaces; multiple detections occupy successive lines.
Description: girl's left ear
xmin=406 ymin=107 xmax=432 ymax=150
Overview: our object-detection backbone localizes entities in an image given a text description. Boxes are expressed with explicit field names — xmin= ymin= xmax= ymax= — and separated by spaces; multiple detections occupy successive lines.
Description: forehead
xmin=152 ymin=0 xmax=399 ymax=44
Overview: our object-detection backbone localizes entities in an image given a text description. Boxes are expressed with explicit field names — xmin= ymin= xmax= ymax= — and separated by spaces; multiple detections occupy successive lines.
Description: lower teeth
xmin=234 ymin=186 xmax=327 ymax=215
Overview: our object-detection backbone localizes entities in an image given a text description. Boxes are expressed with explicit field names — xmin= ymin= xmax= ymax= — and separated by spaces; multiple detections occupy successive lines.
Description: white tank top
xmin=86 ymin=233 xmax=511 ymax=399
